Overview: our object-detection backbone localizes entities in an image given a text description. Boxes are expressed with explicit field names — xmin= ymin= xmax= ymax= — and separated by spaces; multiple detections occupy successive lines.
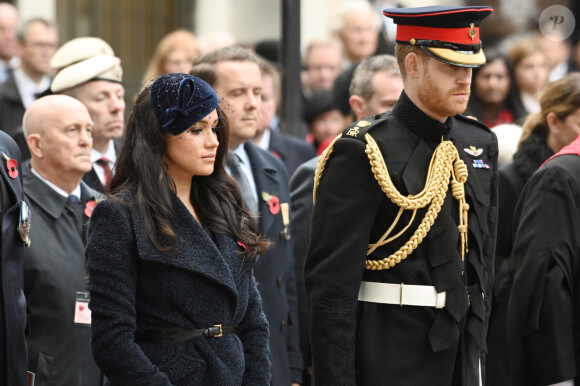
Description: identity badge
xmin=74 ymin=291 xmax=91 ymax=326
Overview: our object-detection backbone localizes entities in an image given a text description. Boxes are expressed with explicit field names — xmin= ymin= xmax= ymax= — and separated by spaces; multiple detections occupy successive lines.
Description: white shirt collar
xmin=254 ymin=127 xmax=271 ymax=150
xmin=13 ymin=67 xmax=51 ymax=108
xmin=31 ymin=167 xmax=81 ymax=199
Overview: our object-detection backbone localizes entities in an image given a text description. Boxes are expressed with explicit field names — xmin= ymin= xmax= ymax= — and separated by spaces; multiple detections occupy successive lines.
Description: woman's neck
xmin=172 ymin=175 xmax=201 ymax=224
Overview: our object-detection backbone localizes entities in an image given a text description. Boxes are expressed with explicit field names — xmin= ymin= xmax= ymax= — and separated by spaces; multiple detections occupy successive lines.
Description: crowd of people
xmin=0 ymin=1 xmax=579 ymax=385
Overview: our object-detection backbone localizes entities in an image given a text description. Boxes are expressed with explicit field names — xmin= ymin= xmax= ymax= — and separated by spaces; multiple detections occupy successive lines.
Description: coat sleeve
xmin=507 ymin=163 xmax=580 ymax=385
xmin=86 ymin=200 xmax=172 ymax=386
xmin=238 ymin=268 xmax=271 ymax=386
xmin=305 ymin=138 xmax=383 ymax=386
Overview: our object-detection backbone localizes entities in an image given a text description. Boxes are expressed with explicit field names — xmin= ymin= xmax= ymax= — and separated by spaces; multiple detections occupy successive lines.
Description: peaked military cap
xmin=383 ymin=6 xmax=493 ymax=68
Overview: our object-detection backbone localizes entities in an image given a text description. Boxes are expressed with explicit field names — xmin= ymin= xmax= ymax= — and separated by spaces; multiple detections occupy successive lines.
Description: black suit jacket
xmin=0 ymin=73 xmax=25 ymax=137
xmin=268 ymin=129 xmax=316 ymax=178
xmin=244 ymin=141 xmax=303 ymax=385
xmin=0 ymin=132 xmax=27 ymax=386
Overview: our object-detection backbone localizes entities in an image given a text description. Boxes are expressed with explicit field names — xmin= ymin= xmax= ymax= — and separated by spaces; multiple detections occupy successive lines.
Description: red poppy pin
xmin=84 ymin=200 xmax=97 ymax=217
xmin=237 ymin=240 xmax=252 ymax=251
xmin=261 ymin=192 xmax=280 ymax=215
xmin=2 ymin=152 xmax=18 ymax=178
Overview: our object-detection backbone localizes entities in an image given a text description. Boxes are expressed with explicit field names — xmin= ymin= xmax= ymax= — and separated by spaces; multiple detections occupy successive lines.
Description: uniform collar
xmin=392 ymin=91 xmax=452 ymax=143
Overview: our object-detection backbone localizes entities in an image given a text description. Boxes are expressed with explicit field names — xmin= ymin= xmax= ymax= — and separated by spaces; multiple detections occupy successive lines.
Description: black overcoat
xmin=86 ymin=195 xmax=271 ymax=385
xmin=305 ymin=92 xmax=498 ymax=386
xmin=507 ymin=150 xmax=580 ymax=385
xmin=0 ymin=132 xmax=27 ymax=386
xmin=22 ymin=165 xmax=103 ymax=385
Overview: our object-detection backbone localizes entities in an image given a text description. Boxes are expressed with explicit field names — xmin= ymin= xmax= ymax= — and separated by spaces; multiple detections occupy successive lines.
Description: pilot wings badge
xmin=464 ymin=146 xmax=483 ymax=157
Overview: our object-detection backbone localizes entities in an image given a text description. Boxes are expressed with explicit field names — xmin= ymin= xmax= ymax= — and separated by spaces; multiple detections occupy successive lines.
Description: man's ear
xmin=405 ymin=52 xmax=421 ymax=79
xmin=349 ymin=95 xmax=366 ymax=121
xmin=26 ymin=134 xmax=43 ymax=159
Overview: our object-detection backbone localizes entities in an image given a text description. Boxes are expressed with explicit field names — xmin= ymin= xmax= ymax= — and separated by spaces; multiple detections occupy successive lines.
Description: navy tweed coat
xmin=86 ymin=195 xmax=271 ymax=385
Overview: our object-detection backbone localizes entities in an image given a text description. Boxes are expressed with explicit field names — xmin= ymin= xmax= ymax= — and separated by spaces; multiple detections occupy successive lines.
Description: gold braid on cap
xmin=313 ymin=133 xmax=469 ymax=270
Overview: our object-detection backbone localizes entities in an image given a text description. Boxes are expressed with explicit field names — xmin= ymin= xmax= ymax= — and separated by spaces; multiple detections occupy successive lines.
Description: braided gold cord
xmin=364 ymin=133 xmax=469 ymax=270
xmin=313 ymin=134 xmax=342 ymax=204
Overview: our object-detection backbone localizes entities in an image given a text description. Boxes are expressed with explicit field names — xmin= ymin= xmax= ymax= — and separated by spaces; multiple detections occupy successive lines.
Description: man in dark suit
xmin=0 ymin=130 xmax=28 ymax=386
xmin=49 ymin=37 xmax=125 ymax=194
xmin=290 ymin=53 xmax=403 ymax=385
xmin=305 ymin=6 xmax=497 ymax=385
xmin=21 ymin=95 xmax=103 ymax=385
xmin=192 ymin=46 xmax=303 ymax=386
xmin=254 ymin=57 xmax=315 ymax=177
xmin=0 ymin=18 xmax=58 ymax=138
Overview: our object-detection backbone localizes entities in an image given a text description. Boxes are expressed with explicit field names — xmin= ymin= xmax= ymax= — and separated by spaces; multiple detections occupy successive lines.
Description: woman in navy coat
xmin=86 ymin=73 xmax=271 ymax=385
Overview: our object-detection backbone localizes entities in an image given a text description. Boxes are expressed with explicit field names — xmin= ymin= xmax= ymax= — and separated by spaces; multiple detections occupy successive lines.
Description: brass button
xmin=281 ymin=320 xmax=286 ymax=330
xmin=254 ymin=276 xmax=259 ymax=285
xmin=277 ymin=277 xmax=283 ymax=288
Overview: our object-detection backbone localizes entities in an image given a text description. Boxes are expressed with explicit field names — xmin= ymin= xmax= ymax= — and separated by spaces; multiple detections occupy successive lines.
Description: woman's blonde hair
xmin=519 ymin=72 xmax=580 ymax=146
xmin=142 ymin=30 xmax=200 ymax=83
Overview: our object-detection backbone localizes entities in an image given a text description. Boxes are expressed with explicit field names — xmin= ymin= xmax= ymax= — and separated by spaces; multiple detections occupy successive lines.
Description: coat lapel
xmin=132 ymin=196 xmax=238 ymax=299
xmin=245 ymin=141 xmax=281 ymax=234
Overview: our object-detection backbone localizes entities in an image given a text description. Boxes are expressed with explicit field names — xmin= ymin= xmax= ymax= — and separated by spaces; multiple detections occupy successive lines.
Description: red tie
xmin=95 ymin=157 xmax=112 ymax=192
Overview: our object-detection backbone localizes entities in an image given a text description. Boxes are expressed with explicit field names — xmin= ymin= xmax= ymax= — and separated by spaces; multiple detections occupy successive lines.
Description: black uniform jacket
xmin=0 ymin=132 xmax=27 ymax=386
xmin=305 ymin=92 xmax=498 ymax=386
xmin=244 ymin=141 xmax=303 ymax=385
xmin=507 ymin=151 xmax=580 ymax=386
xmin=23 ymin=165 xmax=103 ymax=385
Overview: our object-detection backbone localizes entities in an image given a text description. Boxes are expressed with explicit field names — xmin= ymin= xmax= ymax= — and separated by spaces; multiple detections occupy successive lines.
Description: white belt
xmin=358 ymin=281 xmax=446 ymax=309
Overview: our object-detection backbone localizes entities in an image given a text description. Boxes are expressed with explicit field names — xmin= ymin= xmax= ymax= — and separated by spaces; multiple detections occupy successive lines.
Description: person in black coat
xmin=487 ymin=73 xmax=580 ymax=386
xmin=21 ymin=95 xmax=103 ymax=385
xmin=86 ymin=73 xmax=271 ymax=385
xmin=192 ymin=47 xmax=303 ymax=386
xmin=0 ymin=130 xmax=28 ymax=386
xmin=506 ymin=134 xmax=580 ymax=386
xmin=305 ymin=6 xmax=497 ymax=385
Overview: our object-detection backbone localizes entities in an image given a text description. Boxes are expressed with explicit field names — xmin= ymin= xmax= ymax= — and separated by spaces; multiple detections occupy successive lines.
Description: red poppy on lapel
xmin=261 ymin=192 xmax=280 ymax=215
xmin=84 ymin=200 xmax=97 ymax=217
xmin=2 ymin=152 xmax=18 ymax=178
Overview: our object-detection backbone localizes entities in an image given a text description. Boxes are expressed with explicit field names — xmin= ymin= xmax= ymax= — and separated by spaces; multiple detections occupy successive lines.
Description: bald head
xmin=24 ymin=95 xmax=94 ymax=193
xmin=23 ymin=95 xmax=89 ymax=137
xmin=0 ymin=3 xmax=19 ymax=61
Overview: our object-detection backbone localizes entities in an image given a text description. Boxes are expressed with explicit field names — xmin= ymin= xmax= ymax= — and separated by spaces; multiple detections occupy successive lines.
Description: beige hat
xmin=50 ymin=37 xmax=115 ymax=70
xmin=50 ymin=54 xmax=123 ymax=93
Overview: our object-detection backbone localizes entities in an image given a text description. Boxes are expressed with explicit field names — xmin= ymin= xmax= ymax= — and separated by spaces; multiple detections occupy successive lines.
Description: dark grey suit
xmin=244 ymin=141 xmax=303 ymax=385
xmin=23 ymin=164 xmax=103 ymax=385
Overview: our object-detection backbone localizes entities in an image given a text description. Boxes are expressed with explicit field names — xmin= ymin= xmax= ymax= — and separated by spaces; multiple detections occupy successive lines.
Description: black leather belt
xmin=138 ymin=324 xmax=236 ymax=344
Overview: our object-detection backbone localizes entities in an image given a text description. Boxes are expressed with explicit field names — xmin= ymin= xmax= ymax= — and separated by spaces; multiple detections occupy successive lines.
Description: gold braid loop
xmin=313 ymin=134 xmax=342 ymax=204
xmin=364 ymin=133 xmax=469 ymax=270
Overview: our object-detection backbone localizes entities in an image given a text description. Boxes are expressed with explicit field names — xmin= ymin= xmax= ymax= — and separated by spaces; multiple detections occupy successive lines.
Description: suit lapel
xmin=244 ymin=141 xmax=280 ymax=234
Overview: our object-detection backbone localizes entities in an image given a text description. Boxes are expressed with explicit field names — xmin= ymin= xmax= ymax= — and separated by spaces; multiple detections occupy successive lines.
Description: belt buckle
xmin=212 ymin=324 xmax=223 ymax=338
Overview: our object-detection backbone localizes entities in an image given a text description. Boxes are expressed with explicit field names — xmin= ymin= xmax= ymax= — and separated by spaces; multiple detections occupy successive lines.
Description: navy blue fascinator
xmin=150 ymin=73 xmax=220 ymax=135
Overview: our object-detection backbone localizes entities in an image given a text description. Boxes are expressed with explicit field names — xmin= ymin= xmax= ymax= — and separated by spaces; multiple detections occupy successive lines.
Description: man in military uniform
xmin=305 ymin=6 xmax=497 ymax=386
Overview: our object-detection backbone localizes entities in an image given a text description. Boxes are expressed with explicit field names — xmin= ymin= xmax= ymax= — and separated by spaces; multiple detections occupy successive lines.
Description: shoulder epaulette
xmin=456 ymin=114 xmax=490 ymax=132
xmin=341 ymin=112 xmax=391 ymax=142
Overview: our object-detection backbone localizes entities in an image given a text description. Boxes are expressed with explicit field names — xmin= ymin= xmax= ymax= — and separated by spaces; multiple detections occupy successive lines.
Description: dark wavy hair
xmin=110 ymin=83 xmax=270 ymax=259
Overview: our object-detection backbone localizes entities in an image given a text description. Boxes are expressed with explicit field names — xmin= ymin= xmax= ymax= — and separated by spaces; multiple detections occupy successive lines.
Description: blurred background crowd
xmin=1 ymin=0 xmax=580 ymax=385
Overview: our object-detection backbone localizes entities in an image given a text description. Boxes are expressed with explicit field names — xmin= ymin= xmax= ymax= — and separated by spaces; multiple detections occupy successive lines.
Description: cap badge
xmin=468 ymin=23 xmax=476 ymax=40
xmin=464 ymin=146 xmax=483 ymax=157
xmin=410 ymin=38 xmax=416 ymax=45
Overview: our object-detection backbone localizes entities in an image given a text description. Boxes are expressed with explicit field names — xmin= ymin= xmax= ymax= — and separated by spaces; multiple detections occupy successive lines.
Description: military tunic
xmin=305 ymin=91 xmax=498 ymax=385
